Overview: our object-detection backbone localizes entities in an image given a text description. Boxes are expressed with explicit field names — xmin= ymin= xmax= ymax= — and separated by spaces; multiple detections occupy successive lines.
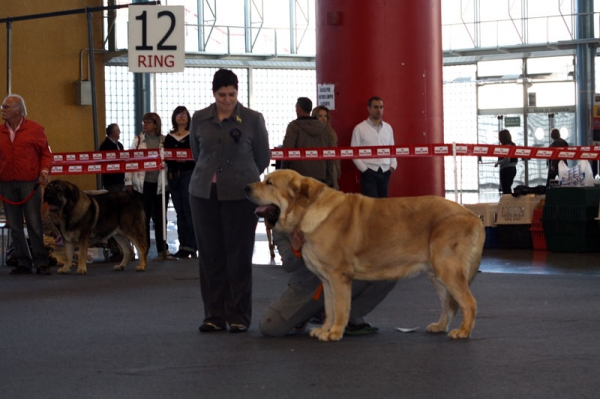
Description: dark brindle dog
xmin=43 ymin=180 xmax=148 ymax=274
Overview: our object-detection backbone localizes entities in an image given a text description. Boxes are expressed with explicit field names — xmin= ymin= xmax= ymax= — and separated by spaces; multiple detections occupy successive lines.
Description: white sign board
xmin=318 ymin=84 xmax=335 ymax=110
xmin=128 ymin=6 xmax=185 ymax=73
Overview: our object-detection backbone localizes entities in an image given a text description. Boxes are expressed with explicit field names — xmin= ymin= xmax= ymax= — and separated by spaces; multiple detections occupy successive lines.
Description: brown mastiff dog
xmin=44 ymin=180 xmax=148 ymax=275
xmin=246 ymin=169 xmax=485 ymax=342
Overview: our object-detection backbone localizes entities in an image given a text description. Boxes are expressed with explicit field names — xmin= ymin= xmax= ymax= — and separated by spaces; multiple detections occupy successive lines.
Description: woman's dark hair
xmin=170 ymin=106 xmax=190 ymax=132
xmin=498 ymin=129 xmax=513 ymax=145
xmin=212 ymin=69 xmax=238 ymax=93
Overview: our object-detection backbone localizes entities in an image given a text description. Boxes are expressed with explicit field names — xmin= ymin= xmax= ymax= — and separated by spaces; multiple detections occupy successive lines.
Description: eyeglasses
xmin=176 ymin=113 xmax=187 ymax=117
xmin=142 ymin=120 xmax=156 ymax=124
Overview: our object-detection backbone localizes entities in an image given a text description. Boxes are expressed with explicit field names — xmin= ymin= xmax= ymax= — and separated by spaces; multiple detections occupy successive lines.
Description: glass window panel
xmin=527 ymin=82 xmax=575 ymax=107
xmin=478 ymin=84 xmax=524 ymax=109
xmin=527 ymin=56 xmax=573 ymax=76
xmin=478 ymin=59 xmax=522 ymax=77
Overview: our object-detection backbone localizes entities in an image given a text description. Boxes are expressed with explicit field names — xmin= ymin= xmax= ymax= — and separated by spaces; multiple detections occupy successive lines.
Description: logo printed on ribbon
xmin=377 ymin=148 xmax=391 ymax=156
xmin=359 ymin=149 xmax=372 ymax=156
xmin=515 ymin=149 xmax=531 ymax=157
xmin=396 ymin=147 xmax=410 ymax=155
xmin=68 ymin=165 xmax=83 ymax=173
xmin=473 ymin=146 xmax=489 ymax=155
xmin=271 ymin=150 xmax=284 ymax=158
xmin=535 ymin=150 xmax=553 ymax=157
xmin=306 ymin=150 xmax=318 ymax=158
xmin=67 ymin=154 xmax=77 ymax=161
xmin=107 ymin=164 xmax=121 ymax=171
xmin=323 ymin=150 xmax=336 ymax=157
xmin=79 ymin=154 xmax=90 ymax=161
xmin=126 ymin=163 xmax=139 ymax=170
xmin=289 ymin=150 xmax=301 ymax=158
xmin=87 ymin=165 xmax=101 ymax=172
xmin=558 ymin=151 xmax=576 ymax=159
xmin=106 ymin=152 xmax=117 ymax=159
xmin=434 ymin=146 xmax=449 ymax=154
xmin=53 ymin=155 xmax=64 ymax=162
xmin=93 ymin=153 xmax=103 ymax=160
xmin=415 ymin=147 xmax=429 ymax=155
xmin=341 ymin=149 xmax=354 ymax=157
xmin=494 ymin=148 xmax=509 ymax=156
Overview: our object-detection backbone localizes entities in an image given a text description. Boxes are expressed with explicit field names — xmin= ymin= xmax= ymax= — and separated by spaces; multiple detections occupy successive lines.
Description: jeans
xmin=0 ymin=180 xmax=47 ymax=268
xmin=360 ymin=168 xmax=391 ymax=198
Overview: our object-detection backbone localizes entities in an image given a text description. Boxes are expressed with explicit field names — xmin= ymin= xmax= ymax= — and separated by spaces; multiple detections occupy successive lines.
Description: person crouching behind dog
xmin=259 ymin=227 xmax=397 ymax=336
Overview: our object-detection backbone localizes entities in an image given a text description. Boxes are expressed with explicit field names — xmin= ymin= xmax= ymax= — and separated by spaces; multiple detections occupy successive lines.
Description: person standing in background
xmin=281 ymin=97 xmax=335 ymax=186
xmin=351 ymin=97 xmax=396 ymax=198
xmin=125 ymin=112 xmax=172 ymax=260
xmin=494 ymin=129 xmax=518 ymax=195
xmin=99 ymin=123 xmax=127 ymax=262
xmin=164 ymin=106 xmax=197 ymax=259
xmin=311 ymin=105 xmax=341 ymax=190
xmin=0 ymin=94 xmax=53 ymax=275
xmin=547 ymin=128 xmax=569 ymax=186
xmin=189 ymin=69 xmax=270 ymax=333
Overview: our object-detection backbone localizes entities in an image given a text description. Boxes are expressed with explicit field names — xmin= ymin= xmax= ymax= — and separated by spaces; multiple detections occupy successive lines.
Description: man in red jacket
xmin=0 ymin=94 xmax=53 ymax=275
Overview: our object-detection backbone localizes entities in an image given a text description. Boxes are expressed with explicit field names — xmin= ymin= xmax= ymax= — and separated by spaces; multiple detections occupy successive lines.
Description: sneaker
xmin=344 ymin=322 xmax=379 ymax=336
xmin=9 ymin=266 xmax=33 ymax=275
xmin=229 ymin=324 xmax=248 ymax=333
xmin=199 ymin=322 xmax=225 ymax=333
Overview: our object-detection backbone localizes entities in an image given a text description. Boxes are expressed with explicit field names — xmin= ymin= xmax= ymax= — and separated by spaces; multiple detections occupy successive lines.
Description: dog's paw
xmin=113 ymin=265 xmax=125 ymax=271
xmin=309 ymin=327 xmax=323 ymax=338
xmin=57 ymin=267 xmax=71 ymax=274
xmin=448 ymin=328 xmax=471 ymax=339
xmin=75 ymin=268 xmax=88 ymax=275
xmin=426 ymin=322 xmax=448 ymax=334
xmin=135 ymin=264 xmax=146 ymax=272
xmin=318 ymin=329 xmax=343 ymax=342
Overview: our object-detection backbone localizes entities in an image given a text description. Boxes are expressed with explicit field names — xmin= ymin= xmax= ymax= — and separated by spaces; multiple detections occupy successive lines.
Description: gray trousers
xmin=189 ymin=184 xmax=258 ymax=328
xmin=0 ymin=180 xmax=48 ymax=268
xmin=259 ymin=278 xmax=397 ymax=337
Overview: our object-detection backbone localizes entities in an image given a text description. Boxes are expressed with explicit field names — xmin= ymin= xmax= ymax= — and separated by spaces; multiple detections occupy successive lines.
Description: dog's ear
xmin=64 ymin=183 xmax=79 ymax=203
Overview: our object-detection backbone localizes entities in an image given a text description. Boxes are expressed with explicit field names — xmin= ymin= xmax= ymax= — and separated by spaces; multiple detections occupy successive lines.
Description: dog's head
xmin=43 ymin=180 xmax=80 ymax=212
xmin=245 ymin=169 xmax=326 ymax=232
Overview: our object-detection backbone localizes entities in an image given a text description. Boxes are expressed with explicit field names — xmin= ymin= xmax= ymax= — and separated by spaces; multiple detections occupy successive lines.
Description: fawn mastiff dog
xmin=43 ymin=180 xmax=148 ymax=275
xmin=246 ymin=169 xmax=485 ymax=342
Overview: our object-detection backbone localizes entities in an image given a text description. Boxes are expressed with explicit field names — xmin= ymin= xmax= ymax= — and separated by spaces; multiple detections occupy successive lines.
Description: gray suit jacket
xmin=189 ymin=102 xmax=271 ymax=201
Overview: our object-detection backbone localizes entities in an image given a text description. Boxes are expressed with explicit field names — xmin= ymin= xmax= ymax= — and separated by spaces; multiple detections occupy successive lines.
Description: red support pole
xmin=316 ymin=0 xmax=445 ymax=197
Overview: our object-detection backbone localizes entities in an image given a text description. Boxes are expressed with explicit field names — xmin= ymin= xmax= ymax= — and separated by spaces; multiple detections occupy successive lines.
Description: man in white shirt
xmin=350 ymin=97 xmax=397 ymax=198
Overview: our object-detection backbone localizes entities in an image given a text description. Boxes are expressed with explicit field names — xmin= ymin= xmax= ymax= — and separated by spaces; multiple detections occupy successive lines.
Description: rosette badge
xmin=230 ymin=128 xmax=242 ymax=143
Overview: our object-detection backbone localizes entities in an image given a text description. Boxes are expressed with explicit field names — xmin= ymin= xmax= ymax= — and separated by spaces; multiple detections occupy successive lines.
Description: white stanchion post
xmin=452 ymin=142 xmax=458 ymax=203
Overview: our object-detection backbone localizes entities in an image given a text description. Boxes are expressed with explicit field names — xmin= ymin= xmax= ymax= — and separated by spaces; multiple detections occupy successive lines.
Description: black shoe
xmin=344 ymin=322 xmax=379 ymax=336
xmin=9 ymin=266 xmax=33 ymax=275
xmin=173 ymin=249 xmax=192 ymax=259
xmin=229 ymin=324 xmax=248 ymax=333
xmin=36 ymin=266 xmax=52 ymax=276
xmin=199 ymin=322 xmax=224 ymax=333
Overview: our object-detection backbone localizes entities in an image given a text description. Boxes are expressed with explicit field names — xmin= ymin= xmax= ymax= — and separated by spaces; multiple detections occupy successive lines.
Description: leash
xmin=0 ymin=182 xmax=41 ymax=206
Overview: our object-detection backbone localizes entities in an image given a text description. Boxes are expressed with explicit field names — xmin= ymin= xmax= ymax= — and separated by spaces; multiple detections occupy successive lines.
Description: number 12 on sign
xmin=128 ymin=5 xmax=185 ymax=73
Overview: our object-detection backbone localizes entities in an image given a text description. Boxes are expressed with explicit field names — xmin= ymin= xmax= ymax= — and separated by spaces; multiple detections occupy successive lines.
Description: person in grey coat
xmin=189 ymin=69 xmax=271 ymax=333
xmin=259 ymin=228 xmax=397 ymax=336
xmin=282 ymin=97 xmax=336 ymax=186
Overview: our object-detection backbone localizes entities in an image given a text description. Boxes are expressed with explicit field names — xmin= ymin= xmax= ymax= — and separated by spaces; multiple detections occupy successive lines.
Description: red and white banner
xmin=49 ymin=144 xmax=600 ymax=176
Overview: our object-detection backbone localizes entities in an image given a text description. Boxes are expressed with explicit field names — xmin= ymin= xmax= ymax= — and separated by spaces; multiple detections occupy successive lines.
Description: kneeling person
xmin=260 ymin=228 xmax=396 ymax=336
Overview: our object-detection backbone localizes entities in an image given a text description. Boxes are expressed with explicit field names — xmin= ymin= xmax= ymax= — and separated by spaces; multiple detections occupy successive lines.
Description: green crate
xmin=544 ymin=186 xmax=600 ymax=207
xmin=542 ymin=204 xmax=599 ymax=221
xmin=542 ymin=220 xmax=600 ymax=252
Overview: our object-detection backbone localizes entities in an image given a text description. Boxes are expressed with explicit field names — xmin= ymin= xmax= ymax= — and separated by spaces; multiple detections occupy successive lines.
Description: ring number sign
xmin=128 ymin=6 xmax=185 ymax=73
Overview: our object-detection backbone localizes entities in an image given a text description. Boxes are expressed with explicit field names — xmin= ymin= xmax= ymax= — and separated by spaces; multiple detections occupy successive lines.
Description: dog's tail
xmin=467 ymin=220 xmax=486 ymax=284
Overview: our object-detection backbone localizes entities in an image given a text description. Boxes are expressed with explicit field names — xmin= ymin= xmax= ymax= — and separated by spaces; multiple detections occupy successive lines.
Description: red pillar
xmin=316 ymin=0 xmax=445 ymax=197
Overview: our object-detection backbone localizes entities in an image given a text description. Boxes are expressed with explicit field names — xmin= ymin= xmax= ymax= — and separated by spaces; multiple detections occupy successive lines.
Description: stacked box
xmin=496 ymin=194 xmax=545 ymax=249
xmin=463 ymin=203 xmax=498 ymax=248
xmin=542 ymin=187 xmax=600 ymax=252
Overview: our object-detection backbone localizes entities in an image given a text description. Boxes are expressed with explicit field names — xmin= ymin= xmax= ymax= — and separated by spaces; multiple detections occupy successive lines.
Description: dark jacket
xmin=281 ymin=116 xmax=335 ymax=184
xmin=98 ymin=137 xmax=125 ymax=189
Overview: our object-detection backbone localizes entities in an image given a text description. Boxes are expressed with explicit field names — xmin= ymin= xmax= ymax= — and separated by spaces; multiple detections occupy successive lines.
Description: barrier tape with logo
xmin=49 ymin=144 xmax=600 ymax=176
